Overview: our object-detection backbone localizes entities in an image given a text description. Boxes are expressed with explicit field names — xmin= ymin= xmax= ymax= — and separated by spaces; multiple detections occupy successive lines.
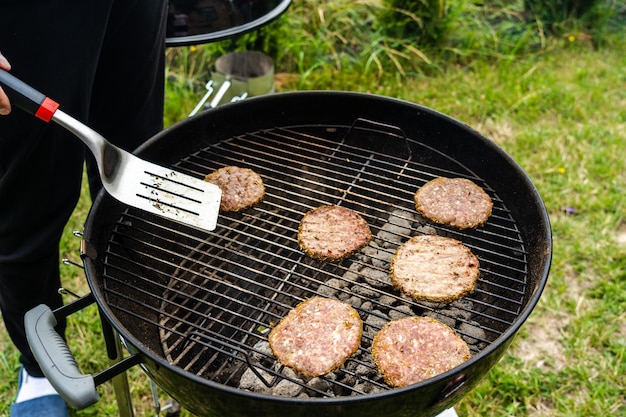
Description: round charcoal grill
xmin=30 ymin=92 xmax=551 ymax=417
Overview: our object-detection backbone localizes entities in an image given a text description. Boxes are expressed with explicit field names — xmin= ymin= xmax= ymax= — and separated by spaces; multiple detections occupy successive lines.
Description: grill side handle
xmin=25 ymin=304 xmax=99 ymax=409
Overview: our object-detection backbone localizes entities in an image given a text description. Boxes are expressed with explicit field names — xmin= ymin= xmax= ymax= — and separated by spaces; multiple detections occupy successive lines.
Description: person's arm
xmin=0 ymin=51 xmax=12 ymax=115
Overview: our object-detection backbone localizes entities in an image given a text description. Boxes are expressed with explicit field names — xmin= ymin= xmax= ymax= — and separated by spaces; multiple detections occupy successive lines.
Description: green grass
xmin=1 ymin=1 xmax=625 ymax=416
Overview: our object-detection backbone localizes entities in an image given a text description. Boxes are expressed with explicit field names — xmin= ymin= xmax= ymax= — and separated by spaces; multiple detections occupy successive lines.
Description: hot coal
xmin=235 ymin=207 xmax=491 ymax=397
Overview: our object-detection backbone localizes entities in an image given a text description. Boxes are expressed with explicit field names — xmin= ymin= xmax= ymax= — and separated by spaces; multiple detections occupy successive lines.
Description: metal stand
xmin=99 ymin=310 xmax=135 ymax=417
xmin=110 ymin=333 xmax=135 ymax=417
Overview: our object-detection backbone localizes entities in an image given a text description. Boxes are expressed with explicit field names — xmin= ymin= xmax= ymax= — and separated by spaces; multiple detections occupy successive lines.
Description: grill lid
xmin=166 ymin=0 xmax=291 ymax=46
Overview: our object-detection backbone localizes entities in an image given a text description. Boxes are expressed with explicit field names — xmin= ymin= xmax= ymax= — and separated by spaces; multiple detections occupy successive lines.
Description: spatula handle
xmin=0 ymin=69 xmax=59 ymax=121
xmin=0 ymin=69 xmax=106 ymax=162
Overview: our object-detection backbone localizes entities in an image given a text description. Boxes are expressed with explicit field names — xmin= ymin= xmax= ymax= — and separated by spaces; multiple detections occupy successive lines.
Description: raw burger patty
xmin=414 ymin=177 xmax=493 ymax=229
xmin=204 ymin=166 xmax=265 ymax=212
xmin=268 ymin=297 xmax=363 ymax=377
xmin=390 ymin=235 xmax=480 ymax=303
xmin=372 ymin=316 xmax=471 ymax=387
xmin=298 ymin=205 xmax=372 ymax=261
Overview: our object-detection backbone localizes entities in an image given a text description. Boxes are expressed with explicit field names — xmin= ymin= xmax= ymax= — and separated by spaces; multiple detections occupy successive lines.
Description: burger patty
xmin=268 ymin=297 xmax=363 ymax=377
xmin=298 ymin=205 xmax=372 ymax=262
xmin=204 ymin=166 xmax=265 ymax=212
xmin=390 ymin=235 xmax=480 ymax=303
xmin=372 ymin=316 xmax=471 ymax=387
xmin=414 ymin=177 xmax=493 ymax=229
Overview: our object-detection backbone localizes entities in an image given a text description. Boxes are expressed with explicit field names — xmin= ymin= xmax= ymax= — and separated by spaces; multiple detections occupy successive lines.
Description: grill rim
xmin=80 ymin=90 xmax=552 ymax=412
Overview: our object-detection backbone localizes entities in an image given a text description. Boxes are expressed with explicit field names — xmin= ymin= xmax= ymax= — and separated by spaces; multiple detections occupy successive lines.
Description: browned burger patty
xmin=298 ymin=205 xmax=372 ymax=262
xmin=372 ymin=316 xmax=471 ymax=387
xmin=390 ymin=235 xmax=480 ymax=303
xmin=268 ymin=297 xmax=363 ymax=377
xmin=204 ymin=166 xmax=265 ymax=212
xmin=414 ymin=177 xmax=493 ymax=229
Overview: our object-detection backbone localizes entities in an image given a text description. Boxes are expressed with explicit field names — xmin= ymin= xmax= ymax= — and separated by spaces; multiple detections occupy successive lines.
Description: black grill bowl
xmin=82 ymin=91 xmax=551 ymax=417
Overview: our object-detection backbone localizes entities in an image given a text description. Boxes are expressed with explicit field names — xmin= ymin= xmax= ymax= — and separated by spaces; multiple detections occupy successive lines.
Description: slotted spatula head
xmin=52 ymin=110 xmax=222 ymax=231
xmin=0 ymin=69 xmax=222 ymax=231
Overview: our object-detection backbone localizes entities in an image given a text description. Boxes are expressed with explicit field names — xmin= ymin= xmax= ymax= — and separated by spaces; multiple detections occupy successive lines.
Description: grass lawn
xmin=0 ymin=2 xmax=624 ymax=416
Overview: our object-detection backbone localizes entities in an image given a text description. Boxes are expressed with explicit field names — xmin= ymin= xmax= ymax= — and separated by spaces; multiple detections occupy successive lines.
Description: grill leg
xmin=110 ymin=331 xmax=135 ymax=417
xmin=99 ymin=308 xmax=135 ymax=417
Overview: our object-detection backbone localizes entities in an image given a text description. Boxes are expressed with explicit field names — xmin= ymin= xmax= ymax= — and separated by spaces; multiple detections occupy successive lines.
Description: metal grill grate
xmin=100 ymin=121 xmax=528 ymax=397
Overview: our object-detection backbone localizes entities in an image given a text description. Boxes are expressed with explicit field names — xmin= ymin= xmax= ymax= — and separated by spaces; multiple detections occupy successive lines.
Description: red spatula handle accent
xmin=0 ymin=69 xmax=59 ymax=122
xmin=34 ymin=97 xmax=60 ymax=122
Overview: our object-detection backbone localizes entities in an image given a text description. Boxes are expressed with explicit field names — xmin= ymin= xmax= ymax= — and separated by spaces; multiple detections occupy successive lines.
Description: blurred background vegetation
xmin=165 ymin=0 xmax=625 ymax=125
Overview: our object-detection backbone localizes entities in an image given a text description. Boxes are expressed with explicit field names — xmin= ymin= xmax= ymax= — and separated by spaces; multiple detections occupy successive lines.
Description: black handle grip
xmin=0 ymin=69 xmax=53 ymax=118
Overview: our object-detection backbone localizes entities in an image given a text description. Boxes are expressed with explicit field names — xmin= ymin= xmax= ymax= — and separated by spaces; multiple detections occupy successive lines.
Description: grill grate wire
xmin=100 ymin=122 xmax=529 ymax=397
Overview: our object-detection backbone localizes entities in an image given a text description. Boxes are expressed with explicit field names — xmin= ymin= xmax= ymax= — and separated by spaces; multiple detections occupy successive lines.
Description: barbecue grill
xmin=26 ymin=91 xmax=551 ymax=417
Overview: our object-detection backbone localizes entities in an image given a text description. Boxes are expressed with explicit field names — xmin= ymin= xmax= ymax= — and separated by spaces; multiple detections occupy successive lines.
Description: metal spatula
xmin=0 ymin=70 xmax=221 ymax=231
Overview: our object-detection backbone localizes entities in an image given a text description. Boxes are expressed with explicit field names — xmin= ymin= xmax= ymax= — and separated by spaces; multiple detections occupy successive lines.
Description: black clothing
xmin=0 ymin=0 xmax=167 ymax=378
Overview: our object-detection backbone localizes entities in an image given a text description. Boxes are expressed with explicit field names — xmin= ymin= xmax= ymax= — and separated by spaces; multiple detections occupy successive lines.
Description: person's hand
xmin=0 ymin=51 xmax=11 ymax=115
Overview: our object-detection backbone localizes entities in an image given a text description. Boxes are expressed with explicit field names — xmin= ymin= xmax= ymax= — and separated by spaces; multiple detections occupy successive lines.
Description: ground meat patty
xmin=372 ymin=316 xmax=471 ymax=387
xmin=298 ymin=205 xmax=372 ymax=262
xmin=390 ymin=235 xmax=480 ymax=303
xmin=268 ymin=297 xmax=363 ymax=377
xmin=204 ymin=166 xmax=265 ymax=212
xmin=414 ymin=177 xmax=493 ymax=229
